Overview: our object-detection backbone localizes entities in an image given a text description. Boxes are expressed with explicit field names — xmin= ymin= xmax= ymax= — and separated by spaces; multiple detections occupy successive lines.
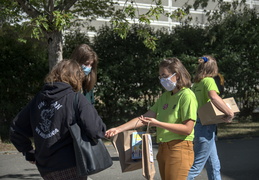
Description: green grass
xmin=217 ymin=121 xmax=259 ymax=139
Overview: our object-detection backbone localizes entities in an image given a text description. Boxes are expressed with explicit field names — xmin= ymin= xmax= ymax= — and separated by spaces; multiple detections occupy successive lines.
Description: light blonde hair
xmin=194 ymin=55 xmax=218 ymax=83
xmin=70 ymin=44 xmax=98 ymax=92
xmin=44 ymin=59 xmax=85 ymax=92
xmin=160 ymin=57 xmax=192 ymax=89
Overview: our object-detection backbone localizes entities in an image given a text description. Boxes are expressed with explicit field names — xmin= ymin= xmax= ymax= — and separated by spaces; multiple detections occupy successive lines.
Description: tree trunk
xmin=47 ymin=31 xmax=63 ymax=71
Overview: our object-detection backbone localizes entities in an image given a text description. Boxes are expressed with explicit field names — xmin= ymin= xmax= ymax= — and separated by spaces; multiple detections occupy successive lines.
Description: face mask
xmin=82 ymin=65 xmax=92 ymax=75
xmin=160 ymin=73 xmax=177 ymax=91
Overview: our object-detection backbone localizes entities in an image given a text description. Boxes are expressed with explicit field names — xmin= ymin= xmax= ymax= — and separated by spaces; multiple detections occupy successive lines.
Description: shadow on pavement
xmin=0 ymin=174 xmax=41 ymax=180
xmin=111 ymin=157 xmax=119 ymax=161
xmin=0 ymin=137 xmax=258 ymax=180
xmin=217 ymin=137 xmax=259 ymax=180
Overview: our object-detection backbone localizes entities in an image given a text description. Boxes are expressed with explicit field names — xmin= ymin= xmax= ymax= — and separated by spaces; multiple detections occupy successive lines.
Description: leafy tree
xmin=153 ymin=25 xmax=208 ymax=79
xmin=0 ymin=24 xmax=48 ymax=141
xmin=207 ymin=9 xmax=259 ymax=117
xmin=93 ymin=25 xmax=162 ymax=126
xmin=1 ymin=0 xmax=220 ymax=70
xmin=63 ymin=29 xmax=91 ymax=59
xmin=1 ymin=0 xmax=116 ymax=69
xmin=1 ymin=0 xmax=175 ymax=70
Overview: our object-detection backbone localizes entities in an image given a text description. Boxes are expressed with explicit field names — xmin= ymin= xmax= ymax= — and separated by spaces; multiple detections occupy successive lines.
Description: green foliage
xmin=125 ymin=4 xmax=135 ymax=19
xmin=110 ymin=0 xmax=167 ymax=51
xmin=91 ymin=24 xmax=214 ymax=127
xmin=1 ymin=6 xmax=259 ymax=134
xmin=28 ymin=11 xmax=74 ymax=39
xmin=112 ymin=18 xmax=130 ymax=39
xmin=207 ymin=9 xmax=259 ymax=116
xmin=5 ymin=0 xmax=246 ymax=68
xmin=73 ymin=0 xmax=116 ymax=19
xmin=63 ymin=30 xmax=91 ymax=59
xmin=93 ymin=25 xmax=162 ymax=127
xmin=178 ymin=54 xmax=198 ymax=79
xmin=8 ymin=0 xmax=116 ymax=40
xmin=199 ymin=0 xmax=248 ymax=24
xmin=52 ymin=11 xmax=74 ymax=31
xmin=0 ymin=0 xmax=23 ymax=24
xmin=166 ymin=8 xmax=188 ymax=21
xmin=0 ymin=24 xmax=48 ymax=126
xmin=171 ymin=24 xmax=208 ymax=56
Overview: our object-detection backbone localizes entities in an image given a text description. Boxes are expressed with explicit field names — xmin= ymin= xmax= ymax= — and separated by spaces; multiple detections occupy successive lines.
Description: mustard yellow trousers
xmin=157 ymin=140 xmax=194 ymax=180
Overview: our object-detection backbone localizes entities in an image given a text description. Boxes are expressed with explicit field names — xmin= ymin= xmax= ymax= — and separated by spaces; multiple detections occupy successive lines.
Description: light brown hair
xmin=193 ymin=55 xmax=218 ymax=83
xmin=160 ymin=57 xmax=192 ymax=89
xmin=44 ymin=59 xmax=84 ymax=92
xmin=70 ymin=44 xmax=98 ymax=92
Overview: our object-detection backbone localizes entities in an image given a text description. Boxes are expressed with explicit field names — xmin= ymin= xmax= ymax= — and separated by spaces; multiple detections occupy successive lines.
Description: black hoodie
xmin=10 ymin=82 xmax=106 ymax=176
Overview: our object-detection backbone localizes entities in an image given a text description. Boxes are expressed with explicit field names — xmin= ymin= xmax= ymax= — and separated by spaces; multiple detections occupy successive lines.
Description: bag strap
xmin=72 ymin=92 xmax=79 ymax=124
xmin=146 ymin=121 xmax=150 ymax=133
xmin=134 ymin=119 xmax=151 ymax=133
xmin=72 ymin=92 xmax=98 ymax=144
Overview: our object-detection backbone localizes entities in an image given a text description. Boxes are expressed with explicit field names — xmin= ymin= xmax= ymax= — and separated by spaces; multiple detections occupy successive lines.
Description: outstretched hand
xmin=105 ymin=128 xmax=120 ymax=138
xmin=139 ymin=115 xmax=158 ymax=127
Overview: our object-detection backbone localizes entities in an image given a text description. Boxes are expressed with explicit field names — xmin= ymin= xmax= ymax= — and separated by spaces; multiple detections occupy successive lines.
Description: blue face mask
xmin=82 ymin=65 xmax=92 ymax=75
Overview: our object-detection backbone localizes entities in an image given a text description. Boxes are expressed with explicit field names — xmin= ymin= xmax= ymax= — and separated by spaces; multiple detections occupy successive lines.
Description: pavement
xmin=0 ymin=137 xmax=259 ymax=180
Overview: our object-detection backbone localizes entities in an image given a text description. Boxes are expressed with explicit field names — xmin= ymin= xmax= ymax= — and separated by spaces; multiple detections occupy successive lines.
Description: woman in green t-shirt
xmin=70 ymin=44 xmax=98 ymax=105
xmin=106 ymin=58 xmax=198 ymax=180
xmin=187 ymin=56 xmax=234 ymax=180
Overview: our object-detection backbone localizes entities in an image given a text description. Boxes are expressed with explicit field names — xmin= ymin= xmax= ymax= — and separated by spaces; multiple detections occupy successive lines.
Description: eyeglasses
xmin=158 ymin=73 xmax=176 ymax=80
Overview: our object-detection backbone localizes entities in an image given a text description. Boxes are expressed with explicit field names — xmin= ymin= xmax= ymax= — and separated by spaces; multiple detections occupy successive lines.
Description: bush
xmin=0 ymin=24 xmax=48 ymax=141
xmin=93 ymin=25 xmax=162 ymax=127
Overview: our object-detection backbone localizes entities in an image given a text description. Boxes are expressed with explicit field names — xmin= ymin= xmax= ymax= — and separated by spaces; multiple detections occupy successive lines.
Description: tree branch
xmin=54 ymin=0 xmax=78 ymax=12
xmin=49 ymin=0 xmax=54 ymax=12
xmin=43 ymin=0 xmax=50 ymax=15
xmin=15 ymin=0 xmax=41 ymax=18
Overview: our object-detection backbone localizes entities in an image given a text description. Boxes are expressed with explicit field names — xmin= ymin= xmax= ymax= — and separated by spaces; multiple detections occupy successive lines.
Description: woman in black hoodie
xmin=10 ymin=59 xmax=106 ymax=180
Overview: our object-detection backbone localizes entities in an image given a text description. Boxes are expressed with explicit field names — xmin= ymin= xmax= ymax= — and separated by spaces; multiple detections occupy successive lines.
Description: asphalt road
xmin=0 ymin=137 xmax=259 ymax=180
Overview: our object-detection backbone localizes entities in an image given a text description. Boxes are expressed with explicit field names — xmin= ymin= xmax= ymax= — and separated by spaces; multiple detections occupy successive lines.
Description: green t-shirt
xmin=150 ymin=88 xmax=197 ymax=142
xmin=83 ymin=89 xmax=95 ymax=105
xmin=192 ymin=77 xmax=219 ymax=109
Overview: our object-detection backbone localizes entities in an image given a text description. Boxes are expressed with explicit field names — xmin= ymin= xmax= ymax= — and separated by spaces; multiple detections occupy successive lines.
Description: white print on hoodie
xmin=35 ymin=101 xmax=62 ymax=139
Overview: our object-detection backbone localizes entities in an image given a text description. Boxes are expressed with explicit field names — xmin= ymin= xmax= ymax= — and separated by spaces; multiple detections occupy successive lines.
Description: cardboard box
xmin=198 ymin=97 xmax=240 ymax=125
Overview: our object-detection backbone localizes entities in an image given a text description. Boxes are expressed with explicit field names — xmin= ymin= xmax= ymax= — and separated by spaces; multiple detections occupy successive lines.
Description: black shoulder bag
xmin=69 ymin=93 xmax=113 ymax=176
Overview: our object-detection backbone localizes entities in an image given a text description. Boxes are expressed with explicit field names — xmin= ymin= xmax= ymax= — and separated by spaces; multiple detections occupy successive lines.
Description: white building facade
xmin=76 ymin=0 xmax=259 ymax=37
